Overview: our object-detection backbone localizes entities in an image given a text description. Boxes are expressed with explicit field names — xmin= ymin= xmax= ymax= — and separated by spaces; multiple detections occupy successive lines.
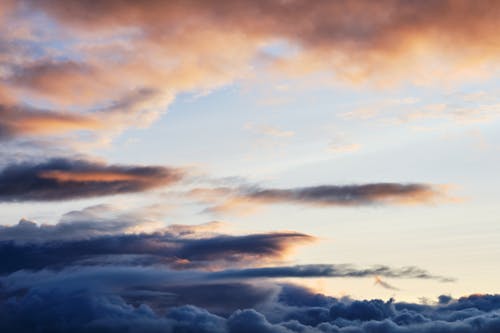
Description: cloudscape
xmin=0 ymin=1 xmax=499 ymax=332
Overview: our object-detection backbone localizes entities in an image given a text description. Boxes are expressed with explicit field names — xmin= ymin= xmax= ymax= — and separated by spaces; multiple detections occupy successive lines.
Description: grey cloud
xmin=0 ymin=229 xmax=313 ymax=273
xmin=209 ymin=264 xmax=453 ymax=283
xmin=0 ymin=158 xmax=183 ymax=201
xmin=0 ymin=271 xmax=498 ymax=333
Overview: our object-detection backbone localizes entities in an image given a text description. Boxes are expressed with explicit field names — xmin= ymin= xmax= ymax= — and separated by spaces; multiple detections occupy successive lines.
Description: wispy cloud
xmin=191 ymin=183 xmax=451 ymax=215
xmin=245 ymin=122 xmax=295 ymax=138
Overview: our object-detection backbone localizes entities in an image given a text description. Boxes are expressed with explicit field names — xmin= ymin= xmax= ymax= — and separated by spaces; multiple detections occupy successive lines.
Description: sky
xmin=0 ymin=1 xmax=499 ymax=332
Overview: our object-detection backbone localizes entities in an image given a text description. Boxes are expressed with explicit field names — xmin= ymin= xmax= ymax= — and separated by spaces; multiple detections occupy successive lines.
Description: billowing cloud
xmin=0 ymin=270 xmax=497 ymax=333
xmin=191 ymin=183 xmax=449 ymax=214
xmin=0 ymin=265 xmax=454 ymax=317
xmin=0 ymin=158 xmax=183 ymax=201
xmin=0 ymin=204 xmax=162 ymax=242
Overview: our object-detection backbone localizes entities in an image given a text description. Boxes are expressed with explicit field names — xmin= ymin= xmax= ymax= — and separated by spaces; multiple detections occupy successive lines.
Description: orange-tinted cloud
xmin=0 ymin=158 xmax=183 ymax=201
xmin=25 ymin=0 xmax=500 ymax=84
xmin=0 ymin=0 xmax=497 ymax=146
xmin=191 ymin=183 xmax=451 ymax=215
xmin=0 ymin=105 xmax=103 ymax=140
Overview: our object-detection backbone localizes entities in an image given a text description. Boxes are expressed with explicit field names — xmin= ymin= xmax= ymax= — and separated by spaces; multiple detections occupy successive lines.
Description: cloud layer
xmin=0 ymin=205 xmax=478 ymax=332
xmin=0 ymin=271 xmax=498 ymax=333
xmin=0 ymin=0 xmax=498 ymax=149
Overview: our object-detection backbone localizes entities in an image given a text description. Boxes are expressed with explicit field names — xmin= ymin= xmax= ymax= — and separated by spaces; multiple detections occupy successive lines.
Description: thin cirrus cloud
xmin=0 ymin=158 xmax=183 ymax=202
xmin=192 ymin=183 xmax=450 ymax=215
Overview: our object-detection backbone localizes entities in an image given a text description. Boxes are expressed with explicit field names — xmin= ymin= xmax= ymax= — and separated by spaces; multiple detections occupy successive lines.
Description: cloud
xmin=122 ymin=283 xmax=278 ymax=316
xmin=0 ymin=0 xmax=497 ymax=150
xmin=0 ymin=203 xmax=168 ymax=242
xmin=23 ymin=0 xmax=500 ymax=83
xmin=0 ymin=264 xmax=453 ymax=317
xmin=340 ymin=90 xmax=500 ymax=126
xmin=209 ymin=264 xmax=453 ymax=283
xmin=374 ymin=276 xmax=400 ymax=291
xmin=245 ymin=123 xmax=295 ymax=138
xmin=0 ymin=86 xmax=172 ymax=148
xmin=0 ymin=271 xmax=498 ymax=333
xmin=0 ymin=105 xmax=103 ymax=141
xmin=0 ymin=224 xmax=313 ymax=273
xmin=192 ymin=183 xmax=450 ymax=214
xmin=0 ymin=158 xmax=183 ymax=201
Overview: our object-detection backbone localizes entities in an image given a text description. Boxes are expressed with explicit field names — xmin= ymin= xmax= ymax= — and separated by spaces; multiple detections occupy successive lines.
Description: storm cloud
xmin=0 ymin=158 xmax=183 ymax=201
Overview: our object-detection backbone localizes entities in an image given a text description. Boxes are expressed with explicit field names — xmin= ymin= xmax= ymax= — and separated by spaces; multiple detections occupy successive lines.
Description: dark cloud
xmin=192 ymin=183 xmax=448 ymax=214
xmin=0 ymin=227 xmax=312 ymax=273
xmin=243 ymin=184 xmax=442 ymax=205
xmin=123 ymin=283 xmax=278 ymax=316
xmin=0 ymin=213 xmax=450 ymax=283
xmin=0 ymin=203 xmax=179 ymax=242
xmin=0 ymin=158 xmax=183 ymax=201
xmin=0 ymin=273 xmax=499 ymax=333
xmin=0 ymin=216 xmax=133 ymax=243
xmin=209 ymin=264 xmax=453 ymax=283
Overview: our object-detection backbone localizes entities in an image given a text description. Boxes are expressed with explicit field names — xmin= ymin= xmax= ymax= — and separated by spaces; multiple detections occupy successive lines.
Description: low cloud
xmin=0 ymin=270 xmax=496 ymax=333
xmin=0 ymin=158 xmax=183 ymax=201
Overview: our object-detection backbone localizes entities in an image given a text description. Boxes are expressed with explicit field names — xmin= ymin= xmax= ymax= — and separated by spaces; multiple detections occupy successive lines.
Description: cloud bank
xmin=0 ymin=273 xmax=498 ymax=333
